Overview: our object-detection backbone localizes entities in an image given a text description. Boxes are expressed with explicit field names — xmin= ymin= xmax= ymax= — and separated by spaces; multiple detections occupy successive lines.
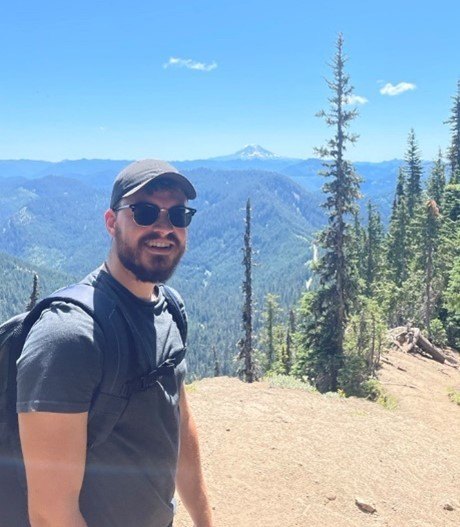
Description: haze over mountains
xmin=0 ymin=146 xmax=432 ymax=376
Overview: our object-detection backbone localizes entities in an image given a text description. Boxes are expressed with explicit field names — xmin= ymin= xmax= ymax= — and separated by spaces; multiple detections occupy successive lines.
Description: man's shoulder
xmin=161 ymin=284 xmax=185 ymax=307
xmin=25 ymin=299 xmax=105 ymax=351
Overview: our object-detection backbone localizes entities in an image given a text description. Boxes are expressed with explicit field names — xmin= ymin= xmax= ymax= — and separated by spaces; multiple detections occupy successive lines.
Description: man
xmin=16 ymin=160 xmax=213 ymax=527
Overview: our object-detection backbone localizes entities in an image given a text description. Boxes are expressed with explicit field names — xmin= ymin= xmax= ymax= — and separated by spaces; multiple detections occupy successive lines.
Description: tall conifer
xmin=386 ymin=169 xmax=409 ymax=287
xmin=404 ymin=129 xmax=423 ymax=218
xmin=26 ymin=273 xmax=39 ymax=311
xmin=427 ymin=150 xmax=446 ymax=209
xmin=237 ymin=199 xmax=256 ymax=383
xmin=444 ymin=80 xmax=460 ymax=177
xmin=297 ymin=34 xmax=361 ymax=392
xmin=364 ymin=202 xmax=384 ymax=297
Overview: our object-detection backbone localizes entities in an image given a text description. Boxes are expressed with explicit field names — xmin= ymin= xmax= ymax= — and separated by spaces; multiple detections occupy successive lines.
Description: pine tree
xmin=386 ymin=169 xmax=409 ymax=287
xmin=297 ymin=34 xmax=361 ymax=393
xmin=420 ymin=200 xmax=441 ymax=334
xmin=283 ymin=309 xmax=296 ymax=375
xmin=404 ymin=129 xmax=423 ymax=218
xmin=427 ymin=150 xmax=446 ymax=209
xmin=26 ymin=273 xmax=39 ymax=311
xmin=237 ymin=199 xmax=256 ymax=383
xmin=212 ymin=346 xmax=221 ymax=377
xmin=348 ymin=210 xmax=366 ymax=299
xmin=261 ymin=293 xmax=282 ymax=370
xmin=364 ymin=202 xmax=384 ymax=297
xmin=444 ymin=80 xmax=460 ymax=177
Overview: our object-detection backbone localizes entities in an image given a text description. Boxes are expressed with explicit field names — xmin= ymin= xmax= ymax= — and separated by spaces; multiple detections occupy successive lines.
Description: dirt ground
xmin=175 ymin=348 xmax=460 ymax=527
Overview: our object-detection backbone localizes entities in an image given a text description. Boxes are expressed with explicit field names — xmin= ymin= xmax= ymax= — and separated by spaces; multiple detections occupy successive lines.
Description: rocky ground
xmin=175 ymin=347 xmax=460 ymax=527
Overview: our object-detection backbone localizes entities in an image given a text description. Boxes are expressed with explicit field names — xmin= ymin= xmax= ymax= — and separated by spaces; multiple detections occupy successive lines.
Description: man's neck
xmin=104 ymin=255 xmax=158 ymax=301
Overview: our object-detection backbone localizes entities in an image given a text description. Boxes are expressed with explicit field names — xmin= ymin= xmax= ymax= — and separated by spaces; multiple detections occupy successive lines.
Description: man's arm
xmin=176 ymin=385 xmax=213 ymax=527
xmin=18 ymin=412 xmax=88 ymax=527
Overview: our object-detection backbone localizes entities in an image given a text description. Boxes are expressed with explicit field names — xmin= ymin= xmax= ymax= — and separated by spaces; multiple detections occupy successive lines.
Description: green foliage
xmin=444 ymin=80 xmax=460 ymax=175
xmin=385 ymin=169 xmax=409 ymax=289
xmin=447 ymin=387 xmax=460 ymax=405
xmin=361 ymin=379 xmax=398 ymax=410
xmin=237 ymin=199 xmax=257 ymax=383
xmin=338 ymin=297 xmax=387 ymax=396
xmin=429 ymin=319 xmax=448 ymax=347
xmin=363 ymin=202 xmax=385 ymax=298
xmin=259 ymin=293 xmax=283 ymax=370
xmin=404 ymin=129 xmax=424 ymax=218
xmin=427 ymin=150 xmax=446 ymax=208
xmin=444 ymin=256 xmax=460 ymax=347
xmin=26 ymin=273 xmax=39 ymax=311
xmin=0 ymin=252 xmax=75 ymax=323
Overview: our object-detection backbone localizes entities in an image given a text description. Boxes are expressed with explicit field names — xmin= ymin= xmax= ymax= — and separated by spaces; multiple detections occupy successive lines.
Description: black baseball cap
xmin=110 ymin=159 xmax=196 ymax=209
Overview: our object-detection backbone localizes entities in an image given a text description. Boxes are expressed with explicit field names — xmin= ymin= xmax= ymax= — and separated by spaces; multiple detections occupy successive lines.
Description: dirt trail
xmin=175 ymin=348 xmax=460 ymax=527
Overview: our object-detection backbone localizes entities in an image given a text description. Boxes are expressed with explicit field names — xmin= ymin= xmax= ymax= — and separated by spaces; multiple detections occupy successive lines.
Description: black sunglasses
xmin=114 ymin=202 xmax=197 ymax=228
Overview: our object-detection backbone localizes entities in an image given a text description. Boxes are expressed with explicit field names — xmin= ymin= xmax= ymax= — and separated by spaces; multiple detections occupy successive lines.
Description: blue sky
xmin=0 ymin=0 xmax=459 ymax=162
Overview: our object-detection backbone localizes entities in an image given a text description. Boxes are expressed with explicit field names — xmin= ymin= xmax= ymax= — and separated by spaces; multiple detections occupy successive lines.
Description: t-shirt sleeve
xmin=16 ymin=301 xmax=104 ymax=414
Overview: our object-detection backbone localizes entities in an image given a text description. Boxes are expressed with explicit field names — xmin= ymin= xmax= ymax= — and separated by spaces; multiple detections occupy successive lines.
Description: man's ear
xmin=104 ymin=209 xmax=116 ymax=237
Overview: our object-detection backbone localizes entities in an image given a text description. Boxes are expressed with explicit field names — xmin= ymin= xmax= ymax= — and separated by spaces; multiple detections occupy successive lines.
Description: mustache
xmin=139 ymin=232 xmax=180 ymax=245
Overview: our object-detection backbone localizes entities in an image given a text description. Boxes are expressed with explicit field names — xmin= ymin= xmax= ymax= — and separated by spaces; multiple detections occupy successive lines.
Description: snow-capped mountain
xmin=212 ymin=144 xmax=282 ymax=161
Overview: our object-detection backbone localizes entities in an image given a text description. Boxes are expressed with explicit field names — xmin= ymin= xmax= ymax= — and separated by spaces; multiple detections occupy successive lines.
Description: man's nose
xmin=152 ymin=208 xmax=174 ymax=232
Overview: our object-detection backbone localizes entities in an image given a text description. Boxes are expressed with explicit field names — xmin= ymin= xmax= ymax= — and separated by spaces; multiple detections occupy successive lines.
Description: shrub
xmin=447 ymin=387 xmax=460 ymax=405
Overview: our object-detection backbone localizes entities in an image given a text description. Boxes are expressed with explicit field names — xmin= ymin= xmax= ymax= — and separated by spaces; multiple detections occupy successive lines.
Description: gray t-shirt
xmin=17 ymin=268 xmax=187 ymax=527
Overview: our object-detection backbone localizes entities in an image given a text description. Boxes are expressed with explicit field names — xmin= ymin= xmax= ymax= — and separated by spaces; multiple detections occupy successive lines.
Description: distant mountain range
xmin=0 ymin=145 xmax=434 ymax=223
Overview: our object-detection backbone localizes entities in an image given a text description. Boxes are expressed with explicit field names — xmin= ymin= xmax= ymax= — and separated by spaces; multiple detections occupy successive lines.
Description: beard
xmin=114 ymin=226 xmax=185 ymax=283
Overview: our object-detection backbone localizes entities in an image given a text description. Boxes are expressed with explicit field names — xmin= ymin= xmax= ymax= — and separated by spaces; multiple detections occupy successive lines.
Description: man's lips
xmin=142 ymin=237 xmax=176 ymax=253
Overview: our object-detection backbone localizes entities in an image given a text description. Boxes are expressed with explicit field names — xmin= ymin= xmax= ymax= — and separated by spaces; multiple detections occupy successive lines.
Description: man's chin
xmin=134 ymin=267 xmax=176 ymax=284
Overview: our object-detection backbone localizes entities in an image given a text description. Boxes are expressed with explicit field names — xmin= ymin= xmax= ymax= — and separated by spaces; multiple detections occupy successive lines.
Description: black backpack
xmin=0 ymin=281 xmax=187 ymax=527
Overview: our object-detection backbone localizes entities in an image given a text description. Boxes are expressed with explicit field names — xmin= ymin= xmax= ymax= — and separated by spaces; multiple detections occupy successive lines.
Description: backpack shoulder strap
xmin=27 ymin=283 xmax=129 ymax=449
xmin=161 ymin=284 xmax=187 ymax=346
xmin=124 ymin=285 xmax=187 ymax=397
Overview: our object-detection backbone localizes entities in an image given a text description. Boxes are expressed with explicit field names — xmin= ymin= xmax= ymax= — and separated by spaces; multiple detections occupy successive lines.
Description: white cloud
xmin=380 ymin=82 xmax=416 ymax=96
xmin=345 ymin=95 xmax=368 ymax=105
xmin=163 ymin=57 xmax=217 ymax=72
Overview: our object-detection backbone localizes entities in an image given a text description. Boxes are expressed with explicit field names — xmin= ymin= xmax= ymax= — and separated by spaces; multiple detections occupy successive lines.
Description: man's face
xmin=111 ymin=186 xmax=188 ymax=284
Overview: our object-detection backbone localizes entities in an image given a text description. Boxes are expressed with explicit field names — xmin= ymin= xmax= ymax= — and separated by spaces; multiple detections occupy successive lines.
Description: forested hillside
xmin=0 ymin=252 xmax=74 ymax=321
xmin=0 ymin=169 xmax=324 ymax=377
xmin=253 ymin=37 xmax=460 ymax=401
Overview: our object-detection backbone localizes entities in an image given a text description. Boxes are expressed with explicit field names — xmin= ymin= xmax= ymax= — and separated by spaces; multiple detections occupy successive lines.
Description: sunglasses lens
xmin=130 ymin=204 xmax=195 ymax=227
xmin=133 ymin=204 xmax=160 ymax=226
xmin=169 ymin=206 xmax=193 ymax=228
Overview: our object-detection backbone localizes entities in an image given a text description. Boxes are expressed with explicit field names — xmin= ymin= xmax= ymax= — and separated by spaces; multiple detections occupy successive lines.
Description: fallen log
xmin=415 ymin=332 xmax=447 ymax=364
xmin=387 ymin=327 xmax=459 ymax=366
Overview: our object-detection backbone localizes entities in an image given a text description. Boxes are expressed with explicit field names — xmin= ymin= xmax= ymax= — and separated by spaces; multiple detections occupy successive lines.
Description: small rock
xmin=326 ymin=495 xmax=336 ymax=501
xmin=443 ymin=503 xmax=454 ymax=511
xmin=226 ymin=428 xmax=230 ymax=432
xmin=355 ymin=498 xmax=377 ymax=514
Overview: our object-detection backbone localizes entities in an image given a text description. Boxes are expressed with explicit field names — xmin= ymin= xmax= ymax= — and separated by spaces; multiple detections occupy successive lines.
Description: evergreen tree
xmin=364 ymin=202 xmax=384 ymax=297
xmin=444 ymin=255 xmax=460 ymax=347
xmin=26 ymin=273 xmax=39 ymax=311
xmin=260 ymin=293 xmax=282 ymax=370
xmin=427 ymin=150 xmax=446 ymax=209
xmin=420 ymin=199 xmax=441 ymax=334
xmin=212 ymin=346 xmax=221 ymax=377
xmin=404 ymin=129 xmax=423 ymax=218
xmin=386 ymin=169 xmax=409 ymax=288
xmin=439 ymin=176 xmax=460 ymax=282
xmin=282 ymin=309 xmax=296 ymax=375
xmin=237 ymin=199 xmax=257 ymax=383
xmin=296 ymin=34 xmax=361 ymax=392
xmin=348 ymin=210 xmax=366 ymax=299
xmin=444 ymin=80 xmax=460 ymax=177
